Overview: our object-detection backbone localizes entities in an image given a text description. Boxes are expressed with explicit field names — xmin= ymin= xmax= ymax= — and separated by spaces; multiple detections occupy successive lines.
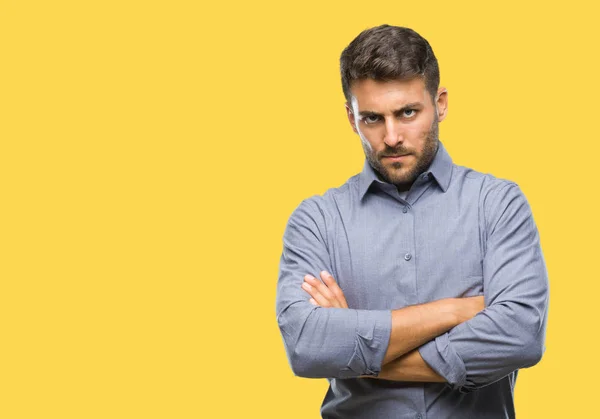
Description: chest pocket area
xmin=417 ymin=207 xmax=484 ymax=301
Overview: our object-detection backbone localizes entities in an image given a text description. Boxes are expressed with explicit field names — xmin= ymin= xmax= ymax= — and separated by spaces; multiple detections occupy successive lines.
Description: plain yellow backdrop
xmin=1 ymin=0 xmax=597 ymax=417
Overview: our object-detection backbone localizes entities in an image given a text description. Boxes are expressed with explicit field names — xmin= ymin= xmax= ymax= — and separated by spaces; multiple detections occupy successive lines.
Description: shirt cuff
xmin=419 ymin=333 xmax=467 ymax=391
xmin=340 ymin=309 xmax=392 ymax=378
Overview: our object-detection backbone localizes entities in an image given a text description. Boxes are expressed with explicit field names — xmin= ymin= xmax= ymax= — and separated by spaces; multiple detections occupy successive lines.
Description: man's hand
xmin=301 ymin=271 xmax=348 ymax=308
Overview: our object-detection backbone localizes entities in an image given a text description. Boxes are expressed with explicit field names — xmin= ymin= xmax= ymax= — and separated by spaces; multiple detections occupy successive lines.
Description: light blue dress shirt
xmin=276 ymin=141 xmax=549 ymax=419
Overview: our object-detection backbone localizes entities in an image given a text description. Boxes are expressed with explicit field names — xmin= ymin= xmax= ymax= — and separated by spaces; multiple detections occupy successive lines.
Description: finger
xmin=320 ymin=271 xmax=349 ymax=308
xmin=306 ymin=273 xmax=347 ymax=309
xmin=304 ymin=275 xmax=341 ymax=308
xmin=320 ymin=271 xmax=348 ymax=308
xmin=303 ymin=276 xmax=337 ymax=307
xmin=301 ymin=281 xmax=332 ymax=307
xmin=309 ymin=298 xmax=319 ymax=306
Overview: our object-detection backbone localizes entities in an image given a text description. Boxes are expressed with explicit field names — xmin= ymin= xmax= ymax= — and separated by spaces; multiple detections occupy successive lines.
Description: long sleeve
xmin=419 ymin=182 xmax=549 ymax=393
xmin=276 ymin=198 xmax=392 ymax=379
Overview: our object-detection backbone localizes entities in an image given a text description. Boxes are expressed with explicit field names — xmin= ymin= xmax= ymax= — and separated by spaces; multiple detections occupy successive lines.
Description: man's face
xmin=346 ymin=78 xmax=448 ymax=191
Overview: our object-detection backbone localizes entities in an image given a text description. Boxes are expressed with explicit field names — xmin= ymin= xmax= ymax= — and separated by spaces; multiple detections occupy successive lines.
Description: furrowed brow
xmin=357 ymin=110 xmax=382 ymax=118
xmin=358 ymin=103 xmax=424 ymax=118
xmin=393 ymin=103 xmax=423 ymax=113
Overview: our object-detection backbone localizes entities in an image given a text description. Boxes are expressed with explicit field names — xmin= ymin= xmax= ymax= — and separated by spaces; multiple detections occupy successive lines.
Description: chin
xmin=389 ymin=167 xmax=411 ymax=178
xmin=384 ymin=172 xmax=409 ymax=185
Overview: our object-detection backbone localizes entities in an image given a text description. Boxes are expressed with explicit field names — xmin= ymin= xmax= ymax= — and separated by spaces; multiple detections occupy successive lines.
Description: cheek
xmin=357 ymin=127 xmax=382 ymax=150
xmin=359 ymin=135 xmax=373 ymax=152
xmin=409 ymin=122 xmax=433 ymax=143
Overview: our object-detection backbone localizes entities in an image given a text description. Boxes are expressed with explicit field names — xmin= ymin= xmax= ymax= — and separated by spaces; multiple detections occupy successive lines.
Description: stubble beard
xmin=362 ymin=116 xmax=440 ymax=191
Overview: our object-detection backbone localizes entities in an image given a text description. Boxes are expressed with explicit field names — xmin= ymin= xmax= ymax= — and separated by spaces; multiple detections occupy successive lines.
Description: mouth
xmin=382 ymin=154 xmax=411 ymax=162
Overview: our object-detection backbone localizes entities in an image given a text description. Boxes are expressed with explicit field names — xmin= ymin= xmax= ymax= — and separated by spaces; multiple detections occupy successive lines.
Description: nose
xmin=383 ymin=117 xmax=404 ymax=147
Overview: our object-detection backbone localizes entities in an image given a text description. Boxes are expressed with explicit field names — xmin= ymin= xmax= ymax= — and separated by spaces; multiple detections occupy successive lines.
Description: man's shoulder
xmin=453 ymin=163 xmax=521 ymax=197
xmin=287 ymin=174 xmax=361 ymax=224
xmin=454 ymin=164 xmax=532 ymax=227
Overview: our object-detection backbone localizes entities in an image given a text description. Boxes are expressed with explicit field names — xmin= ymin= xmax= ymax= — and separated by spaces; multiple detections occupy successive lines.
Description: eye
xmin=362 ymin=115 xmax=381 ymax=125
xmin=402 ymin=109 xmax=417 ymax=118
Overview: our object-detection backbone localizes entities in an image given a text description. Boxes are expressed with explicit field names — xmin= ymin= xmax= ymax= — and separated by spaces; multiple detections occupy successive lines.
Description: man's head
xmin=340 ymin=25 xmax=448 ymax=191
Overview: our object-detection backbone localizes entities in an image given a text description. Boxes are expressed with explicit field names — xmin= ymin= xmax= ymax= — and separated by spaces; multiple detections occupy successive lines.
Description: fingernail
xmin=322 ymin=270 xmax=330 ymax=277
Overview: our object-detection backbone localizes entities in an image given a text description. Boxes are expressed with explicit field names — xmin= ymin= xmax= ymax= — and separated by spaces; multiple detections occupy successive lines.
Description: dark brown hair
xmin=340 ymin=25 xmax=440 ymax=102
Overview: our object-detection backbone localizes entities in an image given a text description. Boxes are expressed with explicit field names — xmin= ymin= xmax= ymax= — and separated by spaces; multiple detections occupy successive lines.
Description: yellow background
xmin=1 ymin=0 xmax=597 ymax=417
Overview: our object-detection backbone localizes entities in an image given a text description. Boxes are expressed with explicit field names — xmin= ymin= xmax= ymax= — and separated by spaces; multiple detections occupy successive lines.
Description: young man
xmin=276 ymin=25 xmax=549 ymax=419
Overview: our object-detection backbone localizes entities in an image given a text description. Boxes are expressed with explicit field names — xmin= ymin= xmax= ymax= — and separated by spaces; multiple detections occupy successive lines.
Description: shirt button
xmin=402 ymin=206 xmax=408 ymax=213
xmin=404 ymin=253 xmax=412 ymax=261
xmin=416 ymin=414 xmax=423 ymax=419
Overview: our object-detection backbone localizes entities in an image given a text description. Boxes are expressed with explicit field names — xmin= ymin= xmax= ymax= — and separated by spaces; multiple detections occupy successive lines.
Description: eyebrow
xmin=357 ymin=102 xmax=423 ymax=117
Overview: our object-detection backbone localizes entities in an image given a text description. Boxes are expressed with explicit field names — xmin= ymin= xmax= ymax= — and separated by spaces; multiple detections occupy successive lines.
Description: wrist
xmin=442 ymin=298 xmax=463 ymax=326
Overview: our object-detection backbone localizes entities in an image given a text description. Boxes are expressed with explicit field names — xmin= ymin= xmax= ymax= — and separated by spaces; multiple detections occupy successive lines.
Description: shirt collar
xmin=358 ymin=141 xmax=453 ymax=200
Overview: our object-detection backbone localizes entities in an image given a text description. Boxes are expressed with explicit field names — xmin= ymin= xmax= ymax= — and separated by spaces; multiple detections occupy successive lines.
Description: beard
xmin=362 ymin=115 xmax=439 ymax=192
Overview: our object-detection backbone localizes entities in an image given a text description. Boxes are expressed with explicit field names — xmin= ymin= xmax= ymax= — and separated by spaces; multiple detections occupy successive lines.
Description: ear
xmin=345 ymin=102 xmax=359 ymax=134
xmin=436 ymin=87 xmax=448 ymax=122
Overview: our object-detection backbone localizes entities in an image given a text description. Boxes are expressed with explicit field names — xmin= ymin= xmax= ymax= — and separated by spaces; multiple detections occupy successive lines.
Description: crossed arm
xmin=277 ymin=185 xmax=548 ymax=390
xmin=302 ymin=270 xmax=482 ymax=382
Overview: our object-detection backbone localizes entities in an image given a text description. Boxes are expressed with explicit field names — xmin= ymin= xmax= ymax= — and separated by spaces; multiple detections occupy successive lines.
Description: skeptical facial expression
xmin=347 ymin=78 xmax=448 ymax=191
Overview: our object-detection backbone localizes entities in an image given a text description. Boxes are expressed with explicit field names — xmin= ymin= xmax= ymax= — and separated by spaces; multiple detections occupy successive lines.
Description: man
xmin=275 ymin=25 xmax=549 ymax=419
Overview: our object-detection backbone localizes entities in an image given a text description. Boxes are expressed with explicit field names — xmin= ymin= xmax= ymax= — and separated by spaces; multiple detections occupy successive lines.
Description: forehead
xmin=349 ymin=78 xmax=431 ymax=111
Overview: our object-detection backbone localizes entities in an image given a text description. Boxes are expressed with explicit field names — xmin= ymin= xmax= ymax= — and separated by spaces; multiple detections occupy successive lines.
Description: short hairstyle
xmin=340 ymin=25 xmax=440 ymax=102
